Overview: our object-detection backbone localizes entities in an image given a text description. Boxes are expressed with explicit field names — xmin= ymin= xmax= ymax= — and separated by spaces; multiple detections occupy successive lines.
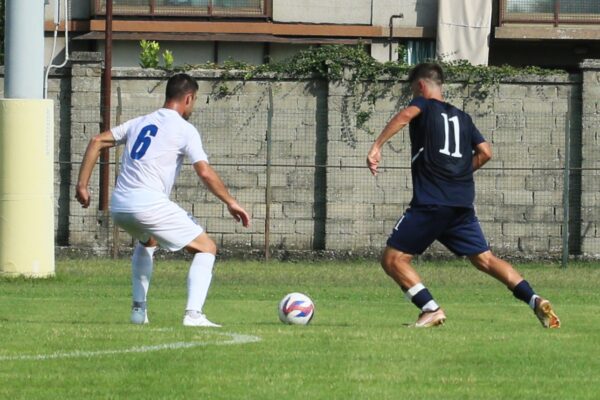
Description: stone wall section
xmin=3 ymin=53 xmax=595 ymax=258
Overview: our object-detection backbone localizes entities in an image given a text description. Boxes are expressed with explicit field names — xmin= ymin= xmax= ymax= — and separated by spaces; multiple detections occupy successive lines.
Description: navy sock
xmin=411 ymin=288 xmax=434 ymax=309
xmin=512 ymin=280 xmax=535 ymax=304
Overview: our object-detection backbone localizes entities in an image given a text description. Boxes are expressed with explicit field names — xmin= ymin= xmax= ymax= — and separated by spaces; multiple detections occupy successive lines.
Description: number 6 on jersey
xmin=131 ymin=124 xmax=158 ymax=160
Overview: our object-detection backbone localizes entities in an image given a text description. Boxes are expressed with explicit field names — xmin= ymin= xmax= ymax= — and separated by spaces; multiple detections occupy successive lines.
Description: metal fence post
xmin=112 ymin=87 xmax=123 ymax=259
xmin=265 ymin=85 xmax=273 ymax=261
xmin=562 ymin=115 xmax=570 ymax=268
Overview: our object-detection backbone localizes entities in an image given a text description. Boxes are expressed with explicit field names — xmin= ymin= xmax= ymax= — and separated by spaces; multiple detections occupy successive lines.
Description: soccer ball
xmin=278 ymin=292 xmax=315 ymax=325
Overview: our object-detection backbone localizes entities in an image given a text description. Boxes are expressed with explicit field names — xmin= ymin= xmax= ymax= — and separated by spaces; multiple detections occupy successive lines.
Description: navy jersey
xmin=408 ymin=96 xmax=486 ymax=208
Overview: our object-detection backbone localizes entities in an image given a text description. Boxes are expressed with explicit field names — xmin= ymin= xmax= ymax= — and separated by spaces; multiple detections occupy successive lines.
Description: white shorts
xmin=111 ymin=201 xmax=204 ymax=251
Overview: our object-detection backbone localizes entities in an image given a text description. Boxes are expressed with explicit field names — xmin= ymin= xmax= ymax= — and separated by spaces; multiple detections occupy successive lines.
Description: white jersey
xmin=110 ymin=108 xmax=208 ymax=213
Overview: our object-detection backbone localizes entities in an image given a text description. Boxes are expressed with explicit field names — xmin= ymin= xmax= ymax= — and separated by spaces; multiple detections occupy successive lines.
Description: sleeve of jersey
xmin=110 ymin=119 xmax=133 ymax=145
xmin=186 ymin=127 xmax=209 ymax=164
xmin=408 ymin=96 xmax=428 ymax=112
xmin=471 ymin=124 xmax=486 ymax=146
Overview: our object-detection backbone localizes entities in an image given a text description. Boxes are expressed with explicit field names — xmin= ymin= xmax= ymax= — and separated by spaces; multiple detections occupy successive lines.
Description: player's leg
xmin=111 ymin=211 xmax=158 ymax=325
xmin=121 ymin=201 xmax=222 ymax=327
xmin=181 ymin=232 xmax=221 ymax=327
xmin=384 ymin=207 xmax=450 ymax=327
xmin=130 ymin=237 xmax=158 ymax=324
xmin=468 ymin=250 xmax=522 ymax=288
xmin=381 ymin=246 xmax=446 ymax=327
xmin=439 ymin=208 xmax=560 ymax=328
xmin=381 ymin=246 xmax=421 ymax=289
xmin=129 ymin=203 xmax=222 ymax=327
xmin=469 ymin=251 xmax=560 ymax=328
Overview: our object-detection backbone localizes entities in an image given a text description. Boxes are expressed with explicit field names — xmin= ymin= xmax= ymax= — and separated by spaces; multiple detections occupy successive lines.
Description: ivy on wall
xmin=162 ymin=44 xmax=560 ymax=83
xmin=141 ymin=43 xmax=564 ymax=146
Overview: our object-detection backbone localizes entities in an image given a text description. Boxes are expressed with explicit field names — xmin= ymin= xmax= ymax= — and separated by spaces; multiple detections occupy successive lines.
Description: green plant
xmin=216 ymin=83 xmax=231 ymax=97
xmin=162 ymin=49 xmax=174 ymax=70
xmin=355 ymin=110 xmax=372 ymax=129
xmin=174 ymin=44 xmax=564 ymax=145
xmin=396 ymin=44 xmax=408 ymax=64
xmin=139 ymin=40 xmax=160 ymax=69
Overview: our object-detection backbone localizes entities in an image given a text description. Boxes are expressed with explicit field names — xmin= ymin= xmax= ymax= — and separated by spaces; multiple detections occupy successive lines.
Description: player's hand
xmin=227 ymin=201 xmax=251 ymax=228
xmin=75 ymin=185 xmax=91 ymax=208
xmin=367 ymin=146 xmax=381 ymax=176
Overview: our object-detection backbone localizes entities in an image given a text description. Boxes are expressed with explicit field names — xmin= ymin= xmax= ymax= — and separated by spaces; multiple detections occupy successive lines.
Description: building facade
xmin=43 ymin=1 xmax=600 ymax=70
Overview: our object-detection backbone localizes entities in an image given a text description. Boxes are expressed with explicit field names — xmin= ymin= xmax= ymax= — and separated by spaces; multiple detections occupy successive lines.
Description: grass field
xmin=1 ymin=258 xmax=599 ymax=399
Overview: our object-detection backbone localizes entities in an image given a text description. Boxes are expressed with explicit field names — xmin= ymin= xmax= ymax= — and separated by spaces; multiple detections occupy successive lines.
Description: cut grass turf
xmin=1 ymin=259 xmax=599 ymax=399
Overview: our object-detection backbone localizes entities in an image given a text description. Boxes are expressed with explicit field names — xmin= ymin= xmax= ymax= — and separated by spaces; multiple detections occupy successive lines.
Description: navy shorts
xmin=386 ymin=205 xmax=489 ymax=256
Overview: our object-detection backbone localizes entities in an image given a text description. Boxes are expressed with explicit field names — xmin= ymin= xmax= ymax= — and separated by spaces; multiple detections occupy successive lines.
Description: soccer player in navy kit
xmin=367 ymin=63 xmax=560 ymax=328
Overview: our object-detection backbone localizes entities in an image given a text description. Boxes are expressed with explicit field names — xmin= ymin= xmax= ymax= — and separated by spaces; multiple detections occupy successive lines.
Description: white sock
xmin=131 ymin=242 xmax=156 ymax=306
xmin=404 ymin=283 xmax=425 ymax=301
xmin=185 ymin=253 xmax=216 ymax=313
xmin=529 ymin=294 xmax=540 ymax=310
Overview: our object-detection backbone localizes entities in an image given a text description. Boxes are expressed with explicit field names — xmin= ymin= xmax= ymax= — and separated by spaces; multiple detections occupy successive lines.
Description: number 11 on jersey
xmin=440 ymin=113 xmax=462 ymax=158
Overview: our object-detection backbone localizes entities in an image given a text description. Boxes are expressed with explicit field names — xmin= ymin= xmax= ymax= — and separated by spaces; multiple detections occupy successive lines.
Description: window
xmin=403 ymin=40 xmax=436 ymax=65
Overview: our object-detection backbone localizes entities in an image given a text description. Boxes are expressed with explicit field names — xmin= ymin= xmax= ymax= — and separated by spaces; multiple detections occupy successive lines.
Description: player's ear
xmin=184 ymin=92 xmax=195 ymax=106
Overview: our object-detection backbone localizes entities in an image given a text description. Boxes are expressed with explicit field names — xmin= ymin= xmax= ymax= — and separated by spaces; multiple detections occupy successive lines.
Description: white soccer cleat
xmin=413 ymin=308 xmax=446 ymax=328
xmin=534 ymin=298 xmax=561 ymax=329
xmin=183 ymin=313 xmax=222 ymax=328
xmin=131 ymin=307 xmax=149 ymax=325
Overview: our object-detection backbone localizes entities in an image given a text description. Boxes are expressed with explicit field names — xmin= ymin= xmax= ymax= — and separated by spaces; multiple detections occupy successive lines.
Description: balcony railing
xmin=499 ymin=0 xmax=600 ymax=26
xmin=92 ymin=0 xmax=270 ymax=18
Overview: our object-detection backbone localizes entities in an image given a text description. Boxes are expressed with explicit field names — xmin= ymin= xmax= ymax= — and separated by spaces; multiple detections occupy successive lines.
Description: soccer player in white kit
xmin=76 ymin=73 xmax=250 ymax=327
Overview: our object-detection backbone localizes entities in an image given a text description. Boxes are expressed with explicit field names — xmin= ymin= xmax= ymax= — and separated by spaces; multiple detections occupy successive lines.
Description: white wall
xmin=273 ymin=0 xmax=372 ymax=24
xmin=372 ymin=0 xmax=438 ymax=28
xmin=44 ymin=0 xmax=90 ymax=21
xmin=371 ymin=42 xmax=400 ymax=63
xmin=269 ymin=43 xmax=311 ymax=63
xmin=95 ymin=41 xmax=266 ymax=68
xmin=97 ymin=41 xmax=216 ymax=68
xmin=217 ymin=42 xmax=264 ymax=65
xmin=44 ymin=36 xmax=66 ymax=66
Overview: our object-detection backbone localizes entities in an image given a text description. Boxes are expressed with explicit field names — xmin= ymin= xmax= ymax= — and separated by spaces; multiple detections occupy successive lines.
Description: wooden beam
xmin=44 ymin=20 xmax=91 ymax=32
xmin=75 ymin=31 xmax=372 ymax=44
xmin=87 ymin=20 xmax=434 ymax=38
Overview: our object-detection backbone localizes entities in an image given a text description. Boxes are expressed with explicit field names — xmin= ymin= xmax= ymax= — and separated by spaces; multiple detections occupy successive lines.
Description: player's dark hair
xmin=165 ymin=73 xmax=199 ymax=101
xmin=408 ymin=63 xmax=445 ymax=86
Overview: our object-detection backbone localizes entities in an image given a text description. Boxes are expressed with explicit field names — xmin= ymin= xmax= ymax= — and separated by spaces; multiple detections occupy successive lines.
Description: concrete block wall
xmin=325 ymin=73 xmax=581 ymax=258
xmin=7 ymin=52 xmax=598 ymax=259
xmin=94 ymin=67 xmax=328 ymax=255
xmin=580 ymin=60 xmax=600 ymax=257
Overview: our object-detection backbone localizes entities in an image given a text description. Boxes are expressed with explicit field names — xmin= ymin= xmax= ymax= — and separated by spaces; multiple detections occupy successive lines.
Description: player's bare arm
xmin=75 ymin=130 xmax=118 ymax=208
xmin=367 ymin=105 xmax=421 ymax=176
xmin=194 ymin=161 xmax=251 ymax=227
xmin=473 ymin=141 xmax=492 ymax=172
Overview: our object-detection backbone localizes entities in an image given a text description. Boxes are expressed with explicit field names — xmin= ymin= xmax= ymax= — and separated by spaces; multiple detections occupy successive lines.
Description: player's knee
xmin=186 ymin=234 xmax=217 ymax=255
xmin=203 ymin=238 xmax=217 ymax=255
xmin=204 ymin=239 xmax=217 ymax=255
xmin=381 ymin=247 xmax=410 ymax=275
xmin=469 ymin=251 xmax=495 ymax=272
xmin=380 ymin=257 xmax=393 ymax=276
xmin=380 ymin=250 xmax=395 ymax=274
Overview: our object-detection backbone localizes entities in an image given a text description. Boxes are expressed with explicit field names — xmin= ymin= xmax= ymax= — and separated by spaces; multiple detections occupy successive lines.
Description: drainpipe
xmin=389 ymin=14 xmax=404 ymax=62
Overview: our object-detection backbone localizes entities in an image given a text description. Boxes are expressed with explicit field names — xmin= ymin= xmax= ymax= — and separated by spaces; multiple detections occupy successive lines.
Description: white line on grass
xmin=0 ymin=332 xmax=261 ymax=362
